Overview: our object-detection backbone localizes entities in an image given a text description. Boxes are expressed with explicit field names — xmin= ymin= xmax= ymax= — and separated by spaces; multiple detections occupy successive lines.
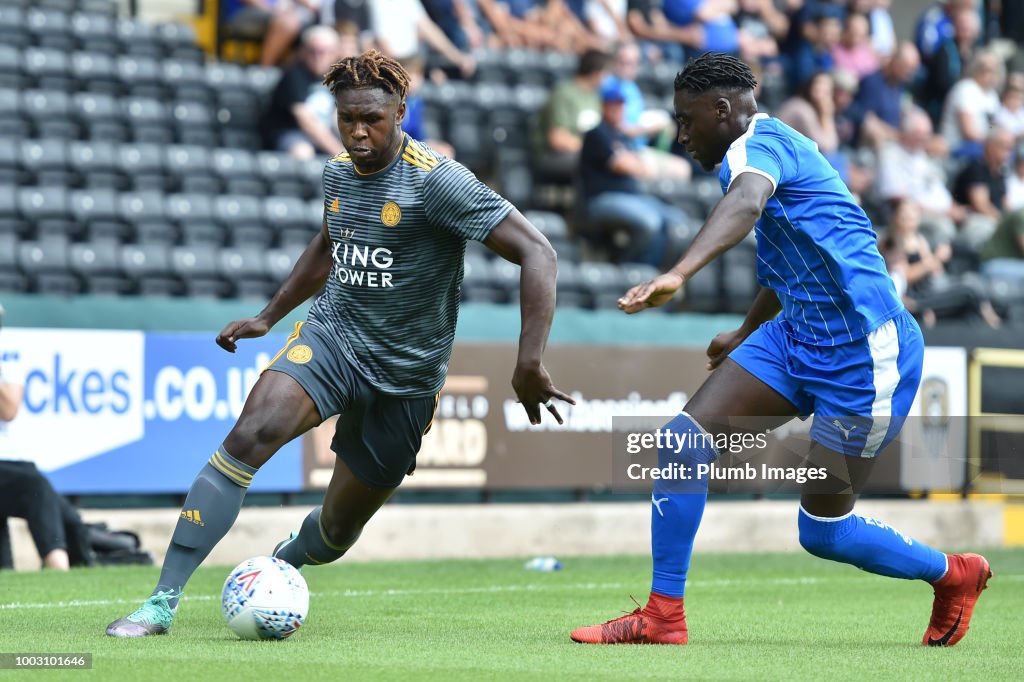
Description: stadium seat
xmin=69 ymin=239 xmax=130 ymax=294
xmin=78 ymin=0 xmax=119 ymax=17
xmin=73 ymin=91 xmax=127 ymax=142
xmin=116 ymin=19 xmax=162 ymax=59
xmin=682 ymin=259 xmax=722 ymax=312
xmin=119 ymin=190 xmax=173 ymax=243
xmin=263 ymin=196 xmax=312 ymax=237
xmin=122 ymin=96 xmax=171 ymax=145
xmin=117 ymin=56 xmax=164 ymax=100
xmin=70 ymin=140 xmax=124 ymax=190
xmin=578 ymin=262 xmax=625 ymax=296
xmin=244 ymin=66 xmax=281 ymax=100
xmin=70 ymin=12 xmax=118 ymax=55
xmin=70 ymin=51 xmax=120 ymax=95
xmin=163 ymin=59 xmax=208 ymax=102
xmin=19 ymin=238 xmax=81 ymax=294
xmin=0 ymin=6 xmax=29 ymax=51
xmin=0 ymin=136 xmax=29 ymax=186
xmin=170 ymin=101 xmax=217 ymax=148
xmin=211 ymin=148 xmax=264 ymax=196
xmin=170 ymin=244 xmax=228 ymax=298
xmin=23 ymin=47 xmax=73 ymax=92
xmin=256 ymin=151 xmax=310 ymax=199
xmin=219 ymin=246 xmax=269 ymax=298
xmin=120 ymin=242 xmax=179 ymax=296
xmin=0 ymin=185 xmax=29 ymax=237
xmin=0 ymin=44 xmax=23 ymax=89
xmin=22 ymin=90 xmax=80 ymax=140
xmin=17 ymin=184 xmax=74 ymax=240
xmin=215 ymin=195 xmax=271 ymax=247
xmin=118 ymin=142 xmax=168 ymax=192
xmin=164 ymin=144 xmax=219 ymax=194
xmin=0 ymin=234 xmax=28 ymax=292
xmin=20 ymin=138 xmax=76 ymax=188
xmin=721 ymin=241 xmax=758 ymax=313
xmin=71 ymin=187 xmax=130 ymax=242
xmin=37 ymin=0 xmax=77 ymax=12
xmin=26 ymin=8 xmax=71 ymax=51
xmin=264 ymin=246 xmax=301 ymax=283
xmin=205 ymin=61 xmax=247 ymax=91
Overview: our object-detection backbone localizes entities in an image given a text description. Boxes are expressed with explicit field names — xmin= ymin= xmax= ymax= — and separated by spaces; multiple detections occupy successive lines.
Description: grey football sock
xmin=153 ymin=445 xmax=257 ymax=608
xmin=276 ymin=507 xmax=355 ymax=569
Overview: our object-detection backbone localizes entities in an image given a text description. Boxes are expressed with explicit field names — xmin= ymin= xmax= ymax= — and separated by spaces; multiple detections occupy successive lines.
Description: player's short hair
xmin=674 ymin=52 xmax=758 ymax=94
xmin=323 ymin=48 xmax=410 ymax=100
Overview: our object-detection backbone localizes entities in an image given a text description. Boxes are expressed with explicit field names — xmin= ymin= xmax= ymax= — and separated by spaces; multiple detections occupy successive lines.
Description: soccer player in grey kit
xmin=107 ymin=50 xmax=574 ymax=637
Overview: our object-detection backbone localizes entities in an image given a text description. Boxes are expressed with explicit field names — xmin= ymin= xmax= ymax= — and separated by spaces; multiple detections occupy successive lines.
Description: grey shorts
xmin=265 ymin=321 xmax=439 ymax=488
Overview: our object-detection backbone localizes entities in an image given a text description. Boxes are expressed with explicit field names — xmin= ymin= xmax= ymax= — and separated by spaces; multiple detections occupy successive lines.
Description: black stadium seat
xmin=211 ymin=148 xmax=262 ymax=196
xmin=19 ymin=238 xmax=81 ymax=295
xmin=120 ymin=242 xmax=179 ymax=295
xmin=23 ymin=47 xmax=73 ymax=91
xmin=118 ymin=142 xmax=168 ymax=192
xmin=0 ymin=44 xmax=23 ymax=89
xmin=116 ymin=18 xmax=162 ymax=59
xmin=122 ymin=96 xmax=172 ymax=144
xmin=164 ymin=144 xmax=217 ymax=194
xmin=69 ymin=239 xmax=130 ymax=294
xmin=71 ymin=50 xmax=119 ymax=95
xmin=22 ymin=90 xmax=79 ymax=140
xmin=0 ymin=6 xmax=30 ymax=50
xmin=119 ymin=190 xmax=173 ymax=243
xmin=71 ymin=12 xmax=118 ymax=55
xmin=20 ymin=138 xmax=74 ymax=188
xmin=25 ymin=8 xmax=71 ymax=51
xmin=171 ymin=101 xmax=217 ymax=147
xmin=216 ymin=194 xmax=271 ymax=247
xmin=171 ymin=244 xmax=228 ymax=297
xmin=0 ymin=234 xmax=28 ymax=292
xmin=69 ymin=140 xmax=124 ymax=190
xmin=219 ymin=246 xmax=268 ymax=298
xmin=71 ymin=187 xmax=129 ymax=241
xmin=73 ymin=91 xmax=127 ymax=142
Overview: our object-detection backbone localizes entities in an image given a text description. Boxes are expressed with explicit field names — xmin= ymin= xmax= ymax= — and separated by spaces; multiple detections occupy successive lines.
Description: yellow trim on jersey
xmin=331 ymin=152 xmax=352 ymax=163
xmin=263 ymin=321 xmax=304 ymax=373
xmin=401 ymin=154 xmax=436 ymax=172
xmin=422 ymin=392 xmax=441 ymax=435
xmin=209 ymin=450 xmax=254 ymax=487
xmin=402 ymin=140 xmax=439 ymax=171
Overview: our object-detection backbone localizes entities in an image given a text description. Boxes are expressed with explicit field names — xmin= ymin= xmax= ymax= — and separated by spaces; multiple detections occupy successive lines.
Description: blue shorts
xmin=729 ymin=310 xmax=924 ymax=458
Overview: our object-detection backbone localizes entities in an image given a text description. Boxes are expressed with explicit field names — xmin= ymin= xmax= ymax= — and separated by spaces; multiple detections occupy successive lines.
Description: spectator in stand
xmin=940 ymin=49 xmax=1002 ymax=160
xmin=777 ymin=71 xmax=851 ymax=182
xmin=953 ymin=127 xmax=1014 ymax=247
xmin=421 ymin=0 xmax=486 ymax=52
xmin=578 ymin=82 xmax=687 ymax=266
xmin=883 ymin=199 xmax=1001 ymax=328
xmin=831 ymin=11 xmax=878 ymax=80
xmin=1007 ymin=145 xmax=1024 ymax=212
xmin=531 ymin=49 xmax=610 ymax=184
xmin=994 ymin=84 xmax=1024 ymax=139
xmin=586 ymin=0 xmax=632 ymax=45
xmin=859 ymin=0 xmax=895 ymax=61
xmin=736 ymin=0 xmax=790 ymax=66
xmin=662 ymin=0 xmax=741 ymax=57
xmin=602 ymin=42 xmax=691 ymax=179
xmin=260 ymin=26 xmax=344 ymax=160
xmin=369 ymin=0 xmax=475 ymax=78
xmin=921 ymin=7 xmax=980 ymax=124
xmin=624 ymin=0 xmax=703 ymax=63
xmin=400 ymin=56 xmax=457 ymax=158
xmin=914 ymin=0 xmax=976 ymax=65
xmin=222 ymin=0 xmax=323 ymax=67
xmin=980 ymin=209 xmax=1024 ymax=285
xmin=876 ymin=107 xmax=964 ymax=244
xmin=786 ymin=3 xmax=841 ymax=94
xmin=853 ymin=41 xmax=920 ymax=148
xmin=476 ymin=0 xmax=553 ymax=50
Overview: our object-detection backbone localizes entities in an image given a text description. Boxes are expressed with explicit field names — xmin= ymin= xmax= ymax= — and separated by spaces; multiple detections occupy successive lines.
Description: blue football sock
xmin=798 ymin=506 xmax=947 ymax=582
xmin=650 ymin=412 xmax=719 ymax=598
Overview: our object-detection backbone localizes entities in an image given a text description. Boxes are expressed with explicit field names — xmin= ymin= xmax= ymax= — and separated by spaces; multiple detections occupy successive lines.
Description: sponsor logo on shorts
xmin=380 ymin=201 xmax=401 ymax=227
xmin=287 ymin=345 xmax=313 ymax=365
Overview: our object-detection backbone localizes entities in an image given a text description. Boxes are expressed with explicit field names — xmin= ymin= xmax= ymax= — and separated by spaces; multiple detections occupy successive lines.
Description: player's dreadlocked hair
xmin=323 ymin=49 xmax=410 ymax=100
xmin=674 ymin=52 xmax=758 ymax=94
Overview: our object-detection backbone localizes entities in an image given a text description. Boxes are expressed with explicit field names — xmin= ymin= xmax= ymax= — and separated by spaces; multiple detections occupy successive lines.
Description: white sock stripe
xmin=799 ymin=505 xmax=854 ymax=523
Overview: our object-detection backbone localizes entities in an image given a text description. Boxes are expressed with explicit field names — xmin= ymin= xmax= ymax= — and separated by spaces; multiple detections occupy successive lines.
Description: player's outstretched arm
xmin=618 ymin=172 xmax=774 ymax=313
xmin=216 ymin=227 xmax=332 ymax=352
xmin=483 ymin=210 xmax=576 ymax=425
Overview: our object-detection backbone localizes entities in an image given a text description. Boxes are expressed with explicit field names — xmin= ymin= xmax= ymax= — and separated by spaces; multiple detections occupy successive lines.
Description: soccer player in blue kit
xmin=571 ymin=53 xmax=991 ymax=647
xmin=106 ymin=50 xmax=574 ymax=637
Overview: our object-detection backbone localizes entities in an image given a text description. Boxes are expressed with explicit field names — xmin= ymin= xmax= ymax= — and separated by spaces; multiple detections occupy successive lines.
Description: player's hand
xmin=706 ymin=328 xmax=748 ymax=370
xmin=511 ymin=362 xmax=576 ymax=426
xmin=216 ymin=317 xmax=271 ymax=353
xmin=618 ymin=272 xmax=684 ymax=314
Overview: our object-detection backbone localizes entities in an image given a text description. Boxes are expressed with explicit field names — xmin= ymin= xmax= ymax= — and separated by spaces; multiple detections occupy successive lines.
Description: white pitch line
xmin=2 ymin=573 xmax=1019 ymax=611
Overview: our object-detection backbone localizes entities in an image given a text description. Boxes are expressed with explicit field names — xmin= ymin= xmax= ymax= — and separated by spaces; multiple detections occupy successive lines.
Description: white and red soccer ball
xmin=221 ymin=556 xmax=309 ymax=640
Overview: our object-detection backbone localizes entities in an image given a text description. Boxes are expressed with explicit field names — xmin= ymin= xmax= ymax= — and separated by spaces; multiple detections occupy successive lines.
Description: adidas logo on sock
xmin=181 ymin=509 xmax=205 ymax=526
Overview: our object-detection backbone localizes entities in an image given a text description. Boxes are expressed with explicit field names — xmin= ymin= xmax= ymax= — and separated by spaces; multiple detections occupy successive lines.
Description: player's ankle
xmin=646 ymin=592 xmax=685 ymax=621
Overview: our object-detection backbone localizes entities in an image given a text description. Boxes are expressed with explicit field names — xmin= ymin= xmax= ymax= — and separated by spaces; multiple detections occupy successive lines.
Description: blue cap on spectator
xmin=601 ymin=82 xmax=627 ymax=104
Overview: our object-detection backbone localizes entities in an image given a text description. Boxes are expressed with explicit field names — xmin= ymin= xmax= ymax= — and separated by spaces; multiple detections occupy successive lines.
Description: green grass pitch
xmin=3 ymin=549 xmax=1023 ymax=680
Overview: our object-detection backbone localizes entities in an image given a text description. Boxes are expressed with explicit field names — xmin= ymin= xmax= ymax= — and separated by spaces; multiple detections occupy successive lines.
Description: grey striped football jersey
xmin=306 ymin=135 xmax=513 ymax=397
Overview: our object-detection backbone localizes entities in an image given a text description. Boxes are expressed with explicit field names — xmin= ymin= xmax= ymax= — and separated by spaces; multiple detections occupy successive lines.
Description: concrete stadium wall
xmin=7 ymin=499 xmax=1018 ymax=571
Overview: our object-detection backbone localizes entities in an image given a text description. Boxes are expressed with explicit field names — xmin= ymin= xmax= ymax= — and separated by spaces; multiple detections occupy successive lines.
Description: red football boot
xmin=923 ymin=553 xmax=992 ymax=647
xmin=570 ymin=593 xmax=687 ymax=645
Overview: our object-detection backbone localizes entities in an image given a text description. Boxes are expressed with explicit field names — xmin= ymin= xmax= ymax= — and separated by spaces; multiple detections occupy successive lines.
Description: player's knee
xmin=659 ymin=412 xmax=720 ymax=467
